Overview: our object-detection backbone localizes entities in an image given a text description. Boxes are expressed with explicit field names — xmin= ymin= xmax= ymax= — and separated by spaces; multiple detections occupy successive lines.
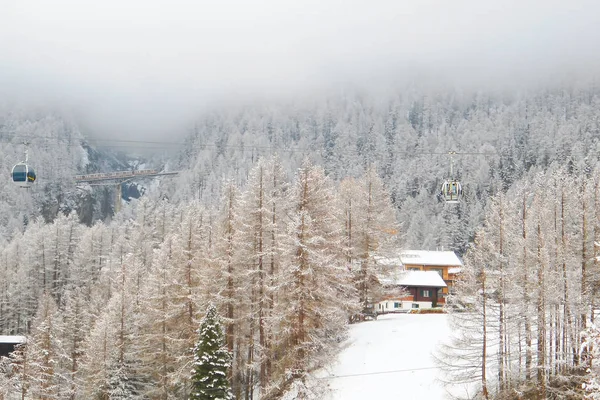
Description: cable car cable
xmin=317 ymin=364 xmax=478 ymax=379
xmin=0 ymin=128 xmax=500 ymax=156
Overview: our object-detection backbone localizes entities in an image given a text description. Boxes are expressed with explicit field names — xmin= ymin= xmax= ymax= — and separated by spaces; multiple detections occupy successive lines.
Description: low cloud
xmin=1 ymin=0 xmax=599 ymax=141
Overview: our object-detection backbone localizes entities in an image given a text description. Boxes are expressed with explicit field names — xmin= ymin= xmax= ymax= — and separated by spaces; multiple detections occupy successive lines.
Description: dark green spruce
xmin=189 ymin=304 xmax=233 ymax=400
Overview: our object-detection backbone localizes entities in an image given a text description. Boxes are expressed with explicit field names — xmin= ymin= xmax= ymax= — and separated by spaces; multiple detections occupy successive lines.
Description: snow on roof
xmin=382 ymin=270 xmax=447 ymax=288
xmin=399 ymin=250 xmax=463 ymax=267
xmin=0 ymin=336 xmax=26 ymax=344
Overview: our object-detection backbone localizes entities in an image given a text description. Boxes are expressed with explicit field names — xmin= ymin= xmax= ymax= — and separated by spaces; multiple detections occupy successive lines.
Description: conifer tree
xmin=211 ymin=181 xmax=246 ymax=396
xmin=278 ymin=160 xmax=357 ymax=379
xmin=80 ymin=248 xmax=147 ymax=399
xmin=189 ymin=304 xmax=233 ymax=400
xmin=339 ymin=165 xmax=399 ymax=318
xmin=60 ymin=288 xmax=91 ymax=399
xmin=355 ymin=164 xmax=399 ymax=308
xmin=23 ymin=292 xmax=63 ymax=399
xmin=236 ymin=156 xmax=289 ymax=395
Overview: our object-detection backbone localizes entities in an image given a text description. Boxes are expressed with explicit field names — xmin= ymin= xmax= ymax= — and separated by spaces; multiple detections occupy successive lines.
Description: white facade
xmin=377 ymin=299 xmax=434 ymax=312
xmin=376 ymin=271 xmax=447 ymax=312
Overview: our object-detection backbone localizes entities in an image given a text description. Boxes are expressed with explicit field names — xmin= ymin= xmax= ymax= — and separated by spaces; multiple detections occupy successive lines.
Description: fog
xmin=1 ymin=0 xmax=599 ymax=141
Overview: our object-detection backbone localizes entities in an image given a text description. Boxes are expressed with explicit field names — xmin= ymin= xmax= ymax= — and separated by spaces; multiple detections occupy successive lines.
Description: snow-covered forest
xmin=438 ymin=165 xmax=600 ymax=399
xmin=172 ymin=82 xmax=600 ymax=255
xmin=0 ymin=145 xmax=398 ymax=398
xmin=1 ymin=81 xmax=600 ymax=398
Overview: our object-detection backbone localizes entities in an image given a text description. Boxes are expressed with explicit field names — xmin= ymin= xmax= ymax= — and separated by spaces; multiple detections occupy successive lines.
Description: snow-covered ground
xmin=320 ymin=313 xmax=454 ymax=400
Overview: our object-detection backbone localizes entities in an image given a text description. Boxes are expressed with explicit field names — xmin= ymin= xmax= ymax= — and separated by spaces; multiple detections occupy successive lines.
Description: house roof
xmin=381 ymin=270 xmax=447 ymax=288
xmin=399 ymin=250 xmax=463 ymax=267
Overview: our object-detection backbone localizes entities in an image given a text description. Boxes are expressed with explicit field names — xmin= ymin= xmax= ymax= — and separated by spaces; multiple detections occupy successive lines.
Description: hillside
xmin=2 ymin=83 xmax=598 ymax=251
xmin=173 ymin=83 xmax=600 ymax=254
xmin=0 ymin=82 xmax=599 ymax=398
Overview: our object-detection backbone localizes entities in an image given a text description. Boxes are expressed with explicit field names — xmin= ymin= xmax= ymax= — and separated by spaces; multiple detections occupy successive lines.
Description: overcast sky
xmin=1 ymin=0 xmax=599 ymax=141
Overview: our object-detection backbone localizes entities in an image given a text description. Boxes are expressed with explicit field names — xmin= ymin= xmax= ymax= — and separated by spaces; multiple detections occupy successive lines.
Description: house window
xmin=412 ymin=303 xmax=419 ymax=309
xmin=409 ymin=268 xmax=420 ymax=271
xmin=394 ymin=302 xmax=401 ymax=308
xmin=431 ymin=268 xmax=443 ymax=277
xmin=422 ymin=290 xmax=430 ymax=298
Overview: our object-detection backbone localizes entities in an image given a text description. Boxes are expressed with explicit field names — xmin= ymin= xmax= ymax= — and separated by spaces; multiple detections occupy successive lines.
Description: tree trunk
xmin=294 ymin=172 xmax=309 ymax=367
xmin=581 ymin=178 xmax=590 ymax=366
xmin=481 ymin=267 xmax=489 ymax=400
xmin=536 ymin=221 xmax=546 ymax=399
xmin=255 ymin=166 xmax=267 ymax=391
xmin=498 ymin=198 xmax=506 ymax=390
xmin=523 ymin=195 xmax=532 ymax=381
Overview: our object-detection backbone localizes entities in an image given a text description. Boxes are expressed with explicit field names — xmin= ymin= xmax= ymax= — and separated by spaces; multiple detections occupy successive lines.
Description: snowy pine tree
xmin=189 ymin=304 xmax=233 ymax=400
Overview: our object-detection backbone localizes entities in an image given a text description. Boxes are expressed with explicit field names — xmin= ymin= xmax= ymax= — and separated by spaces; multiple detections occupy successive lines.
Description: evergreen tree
xmin=189 ymin=304 xmax=233 ymax=400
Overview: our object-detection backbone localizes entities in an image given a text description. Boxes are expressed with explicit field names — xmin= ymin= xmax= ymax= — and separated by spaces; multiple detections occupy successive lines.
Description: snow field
xmin=320 ymin=313 xmax=452 ymax=400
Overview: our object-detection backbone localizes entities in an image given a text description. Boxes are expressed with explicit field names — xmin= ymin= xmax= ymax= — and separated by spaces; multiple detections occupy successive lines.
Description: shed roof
xmin=0 ymin=336 xmax=26 ymax=344
xmin=399 ymin=250 xmax=463 ymax=267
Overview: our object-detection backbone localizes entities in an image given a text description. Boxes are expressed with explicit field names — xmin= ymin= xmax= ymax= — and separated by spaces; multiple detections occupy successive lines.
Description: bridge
xmin=75 ymin=169 xmax=179 ymax=212
xmin=74 ymin=169 xmax=179 ymax=183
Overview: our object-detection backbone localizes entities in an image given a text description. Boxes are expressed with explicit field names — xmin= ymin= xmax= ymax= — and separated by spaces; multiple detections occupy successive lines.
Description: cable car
xmin=439 ymin=151 xmax=462 ymax=204
xmin=440 ymin=180 xmax=462 ymax=203
xmin=11 ymin=162 xmax=36 ymax=188
xmin=11 ymin=143 xmax=36 ymax=188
